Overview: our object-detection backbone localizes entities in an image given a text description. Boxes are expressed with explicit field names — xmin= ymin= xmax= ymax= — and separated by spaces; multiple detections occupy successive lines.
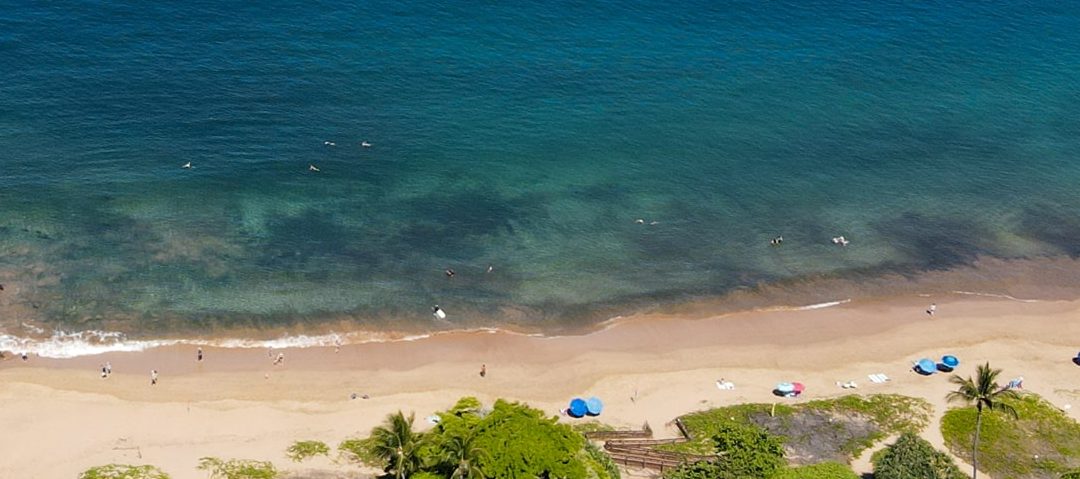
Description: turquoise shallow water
xmin=1 ymin=1 xmax=1079 ymax=335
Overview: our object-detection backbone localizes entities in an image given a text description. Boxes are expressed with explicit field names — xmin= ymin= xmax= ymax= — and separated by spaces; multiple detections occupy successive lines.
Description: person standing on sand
xmin=197 ymin=347 xmax=203 ymax=362
xmin=927 ymin=303 xmax=936 ymax=317
xmin=105 ymin=362 xmax=111 ymax=375
xmin=150 ymin=369 xmax=158 ymax=385
xmin=480 ymin=364 xmax=486 ymax=378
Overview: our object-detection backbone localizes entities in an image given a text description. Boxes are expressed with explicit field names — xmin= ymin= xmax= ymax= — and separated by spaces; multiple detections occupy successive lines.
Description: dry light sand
xmin=2 ymin=294 xmax=1079 ymax=478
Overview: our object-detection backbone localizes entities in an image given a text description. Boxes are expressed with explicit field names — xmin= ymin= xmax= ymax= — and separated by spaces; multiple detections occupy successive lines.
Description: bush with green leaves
xmin=79 ymin=464 xmax=170 ymax=479
xmin=285 ymin=440 xmax=330 ymax=462
xmin=872 ymin=432 xmax=964 ymax=479
xmin=664 ymin=460 xmax=726 ymax=479
xmin=351 ymin=397 xmax=616 ymax=479
xmin=1062 ymin=469 xmax=1080 ymax=479
xmin=197 ymin=457 xmax=277 ymax=479
xmin=771 ymin=462 xmax=860 ymax=479
xmin=463 ymin=399 xmax=587 ymax=478
xmin=338 ymin=437 xmax=380 ymax=466
xmin=712 ymin=422 xmax=785 ymax=478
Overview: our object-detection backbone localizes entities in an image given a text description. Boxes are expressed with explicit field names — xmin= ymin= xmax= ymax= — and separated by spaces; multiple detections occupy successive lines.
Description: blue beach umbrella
xmin=586 ymin=397 xmax=604 ymax=416
xmin=776 ymin=382 xmax=795 ymax=393
xmin=568 ymin=398 xmax=588 ymax=418
xmin=916 ymin=358 xmax=936 ymax=374
xmin=941 ymin=355 xmax=959 ymax=369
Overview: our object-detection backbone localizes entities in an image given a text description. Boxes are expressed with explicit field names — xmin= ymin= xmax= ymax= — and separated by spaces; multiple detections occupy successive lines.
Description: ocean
xmin=2 ymin=1 xmax=1080 ymax=355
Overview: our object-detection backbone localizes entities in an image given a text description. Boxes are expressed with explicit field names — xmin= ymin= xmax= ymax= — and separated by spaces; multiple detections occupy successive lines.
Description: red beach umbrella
xmin=792 ymin=382 xmax=805 ymax=393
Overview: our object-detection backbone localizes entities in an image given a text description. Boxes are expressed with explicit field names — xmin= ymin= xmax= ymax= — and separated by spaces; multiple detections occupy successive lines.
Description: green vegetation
xmin=370 ymin=411 xmax=427 ymax=479
xmin=347 ymin=397 xmax=617 ymax=479
xmin=196 ymin=457 xmax=277 ymax=479
xmin=662 ymin=422 xmax=857 ymax=479
xmin=1062 ymin=469 xmax=1080 ymax=479
xmin=284 ymin=440 xmax=330 ymax=462
xmin=582 ymin=441 xmax=621 ymax=479
xmin=771 ymin=462 xmax=860 ymax=479
xmin=663 ymin=461 xmax=727 ymax=479
xmin=79 ymin=464 xmax=170 ymax=479
xmin=711 ymin=422 xmax=786 ymax=478
xmin=945 ymin=362 xmax=1021 ymax=479
xmin=572 ymin=421 xmax=617 ymax=434
xmin=872 ymin=432 xmax=964 ymax=479
xmin=338 ymin=437 xmax=380 ymax=466
xmin=942 ymin=393 xmax=1080 ymax=478
xmin=802 ymin=394 xmax=930 ymax=434
xmin=665 ymin=394 xmax=930 ymax=461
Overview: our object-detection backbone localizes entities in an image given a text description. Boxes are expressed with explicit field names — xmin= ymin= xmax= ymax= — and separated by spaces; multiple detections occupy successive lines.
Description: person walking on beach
xmin=197 ymin=347 xmax=203 ymax=362
xmin=480 ymin=364 xmax=486 ymax=378
xmin=927 ymin=303 xmax=936 ymax=317
xmin=101 ymin=365 xmax=108 ymax=379
xmin=150 ymin=369 xmax=158 ymax=385
xmin=105 ymin=362 xmax=112 ymax=375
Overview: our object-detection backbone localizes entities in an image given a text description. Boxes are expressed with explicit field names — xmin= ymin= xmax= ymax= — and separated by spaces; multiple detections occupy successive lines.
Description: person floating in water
xmin=445 ymin=269 xmax=455 ymax=278
xmin=770 ymin=235 xmax=783 ymax=246
xmin=432 ymin=305 xmax=446 ymax=319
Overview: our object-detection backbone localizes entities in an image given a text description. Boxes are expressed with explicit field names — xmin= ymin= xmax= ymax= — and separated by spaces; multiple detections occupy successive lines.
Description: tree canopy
xmin=353 ymin=397 xmax=616 ymax=479
xmin=711 ymin=422 xmax=785 ymax=478
xmin=872 ymin=432 xmax=964 ymax=479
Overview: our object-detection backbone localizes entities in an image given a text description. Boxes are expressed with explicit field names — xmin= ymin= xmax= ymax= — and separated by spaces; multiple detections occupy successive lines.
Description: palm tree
xmin=946 ymin=362 xmax=1020 ymax=479
xmin=371 ymin=411 xmax=426 ymax=479
xmin=439 ymin=431 xmax=489 ymax=479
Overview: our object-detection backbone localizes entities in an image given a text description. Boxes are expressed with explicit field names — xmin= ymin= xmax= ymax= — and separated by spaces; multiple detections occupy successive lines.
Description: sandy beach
xmin=2 ymin=293 xmax=1079 ymax=478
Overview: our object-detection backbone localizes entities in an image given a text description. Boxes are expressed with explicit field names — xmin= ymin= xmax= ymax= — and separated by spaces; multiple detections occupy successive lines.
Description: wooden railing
xmin=594 ymin=419 xmax=717 ymax=473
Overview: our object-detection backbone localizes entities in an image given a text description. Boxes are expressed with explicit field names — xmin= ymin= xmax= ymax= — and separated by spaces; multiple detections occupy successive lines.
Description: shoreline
xmin=5 ymin=253 xmax=1080 ymax=360
xmin=2 ymin=292 xmax=1079 ymax=478
xmin=6 ymin=254 xmax=1080 ymax=356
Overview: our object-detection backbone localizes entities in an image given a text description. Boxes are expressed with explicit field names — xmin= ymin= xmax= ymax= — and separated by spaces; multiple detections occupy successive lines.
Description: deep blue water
xmin=1 ymin=1 xmax=1079 ymax=335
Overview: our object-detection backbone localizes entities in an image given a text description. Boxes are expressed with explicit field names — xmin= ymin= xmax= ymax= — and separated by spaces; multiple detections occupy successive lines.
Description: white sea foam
xmin=793 ymin=299 xmax=852 ymax=310
xmin=950 ymin=291 xmax=1039 ymax=303
xmin=0 ymin=326 xmax=547 ymax=359
xmin=0 ymin=330 xmax=184 ymax=359
xmin=759 ymin=299 xmax=852 ymax=312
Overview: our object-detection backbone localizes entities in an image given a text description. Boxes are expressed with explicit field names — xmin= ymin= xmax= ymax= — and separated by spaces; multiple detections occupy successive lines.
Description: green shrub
xmin=712 ymin=422 xmax=785 ymax=478
xmin=197 ymin=457 xmax=277 ymax=479
xmin=79 ymin=464 xmax=170 ymax=479
xmin=663 ymin=460 xmax=726 ymax=479
xmin=872 ymin=432 xmax=963 ymax=479
xmin=337 ymin=437 xmax=380 ymax=466
xmin=469 ymin=399 xmax=587 ymax=478
xmin=771 ymin=462 xmax=859 ymax=479
xmin=285 ymin=440 xmax=330 ymax=462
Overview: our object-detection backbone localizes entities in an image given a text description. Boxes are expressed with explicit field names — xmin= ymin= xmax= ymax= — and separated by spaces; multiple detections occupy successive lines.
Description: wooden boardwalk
xmin=586 ymin=420 xmax=718 ymax=473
